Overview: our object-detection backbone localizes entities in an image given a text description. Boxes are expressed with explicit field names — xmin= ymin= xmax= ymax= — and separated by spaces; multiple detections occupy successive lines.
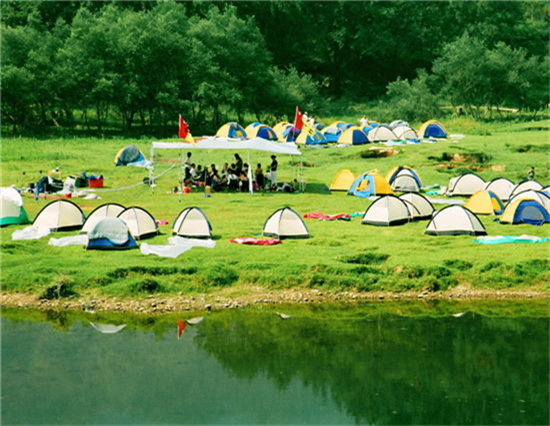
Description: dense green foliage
xmin=1 ymin=1 xmax=548 ymax=133
xmin=1 ymin=120 xmax=548 ymax=299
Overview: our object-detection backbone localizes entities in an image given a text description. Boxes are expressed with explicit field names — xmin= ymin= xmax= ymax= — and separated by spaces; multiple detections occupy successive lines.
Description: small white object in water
xmin=89 ymin=322 xmax=126 ymax=334
xmin=186 ymin=317 xmax=205 ymax=325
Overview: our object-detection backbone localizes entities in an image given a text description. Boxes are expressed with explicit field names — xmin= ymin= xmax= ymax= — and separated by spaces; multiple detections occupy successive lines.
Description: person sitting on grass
xmin=238 ymin=170 xmax=249 ymax=192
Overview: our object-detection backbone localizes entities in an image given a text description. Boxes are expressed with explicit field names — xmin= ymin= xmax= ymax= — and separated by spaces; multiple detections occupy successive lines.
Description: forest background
xmin=2 ymin=0 xmax=549 ymax=136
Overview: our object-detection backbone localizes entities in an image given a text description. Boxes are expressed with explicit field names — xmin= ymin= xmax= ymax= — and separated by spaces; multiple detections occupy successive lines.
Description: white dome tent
xmin=506 ymin=190 xmax=550 ymax=212
xmin=82 ymin=203 xmax=126 ymax=234
xmin=172 ymin=207 xmax=212 ymax=239
xmin=361 ymin=195 xmax=412 ymax=226
xmin=117 ymin=207 xmax=158 ymax=240
xmin=263 ymin=207 xmax=309 ymax=239
xmin=392 ymin=126 xmax=418 ymax=140
xmin=425 ymin=205 xmax=487 ymax=236
xmin=446 ymin=173 xmax=485 ymax=196
xmin=33 ymin=199 xmax=85 ymax=231
xmin=1 ymin=187 xmax=30 ymax=227
xmin=509 ymin=180 xmax=543 ymax=199
xmin=367 ymin=125 xmax=398 ymax=142
xmin=398 ymin=193 xmax=435 ymax=220
xmin=483 ymin=177 xmax=515 ymax=202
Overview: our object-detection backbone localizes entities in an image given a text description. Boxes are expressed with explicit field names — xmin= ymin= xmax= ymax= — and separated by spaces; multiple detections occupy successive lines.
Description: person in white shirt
xmin=359 ymin=115 xmax=368 ymax=127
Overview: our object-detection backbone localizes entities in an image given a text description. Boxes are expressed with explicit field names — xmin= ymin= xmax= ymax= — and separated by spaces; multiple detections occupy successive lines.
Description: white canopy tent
xmin=150 ymin=137 xmax=302 ymax=193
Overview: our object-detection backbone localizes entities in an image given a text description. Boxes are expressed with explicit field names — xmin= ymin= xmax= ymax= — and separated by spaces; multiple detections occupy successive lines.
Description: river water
xmin=2 ymin=301 xmax=548 ymax=425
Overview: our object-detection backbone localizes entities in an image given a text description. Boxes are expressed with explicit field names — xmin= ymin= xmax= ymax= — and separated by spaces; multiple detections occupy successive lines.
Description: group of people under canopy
xmin=179 ymin=152 xmax=295 ymax=193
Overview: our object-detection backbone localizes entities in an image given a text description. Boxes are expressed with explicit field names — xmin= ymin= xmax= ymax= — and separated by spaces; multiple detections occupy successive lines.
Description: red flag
xmin=294 ymin=107 xmax=304 ymax=131
xmin=178 ymin=115 xmax=189 ymax=139
xmin=177 ymin=320 xmax=187 ymax=339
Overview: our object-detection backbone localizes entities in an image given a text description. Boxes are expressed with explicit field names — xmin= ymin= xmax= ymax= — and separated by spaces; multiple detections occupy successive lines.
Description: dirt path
xmin=1 ymin=285 xmax=548 ymax=315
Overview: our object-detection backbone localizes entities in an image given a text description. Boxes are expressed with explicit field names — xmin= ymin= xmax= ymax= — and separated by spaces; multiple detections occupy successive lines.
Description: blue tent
xmin=86 ymin=217 xmax=138 ymax=250
xmin=281 ymin=125 xmax=301 ymax=142
xmin=500 ymin=199 xmax=550 ymax=226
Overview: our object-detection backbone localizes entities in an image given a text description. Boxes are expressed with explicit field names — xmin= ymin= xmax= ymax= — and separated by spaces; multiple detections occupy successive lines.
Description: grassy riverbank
xmin=1 ymin=119 xmax=549 ymax=308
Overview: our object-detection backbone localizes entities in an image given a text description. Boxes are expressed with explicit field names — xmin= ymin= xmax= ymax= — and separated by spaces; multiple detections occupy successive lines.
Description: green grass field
xmin=1 ymin=119 xmax=549 ymax=301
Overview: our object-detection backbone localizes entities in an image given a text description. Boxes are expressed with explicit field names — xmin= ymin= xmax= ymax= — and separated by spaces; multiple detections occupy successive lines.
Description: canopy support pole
xmin=247 ymin=150 xmax=253 ymax=194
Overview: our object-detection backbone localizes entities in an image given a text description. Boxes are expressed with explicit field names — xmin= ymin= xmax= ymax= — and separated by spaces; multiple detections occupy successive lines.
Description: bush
xmin=343 ymin=252 xmax=390 ymax=265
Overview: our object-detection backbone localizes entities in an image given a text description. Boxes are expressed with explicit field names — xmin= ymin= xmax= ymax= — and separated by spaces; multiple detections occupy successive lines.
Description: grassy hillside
xmin=1 ymin=119 xmax=549 ymax=301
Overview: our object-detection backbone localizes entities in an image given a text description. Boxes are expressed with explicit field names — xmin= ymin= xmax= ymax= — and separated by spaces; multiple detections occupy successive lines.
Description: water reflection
xmin=2 ymin=301 xmax=548 ymax=425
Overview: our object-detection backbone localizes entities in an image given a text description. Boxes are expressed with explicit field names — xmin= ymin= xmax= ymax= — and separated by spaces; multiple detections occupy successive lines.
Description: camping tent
xmin=263 ymin=207 xmax=309 ymax=239
xmin=329 ymin=169 xmax=356 ymax=191
xmin=386 ymin=166 xmax=422 ymax=193
xmin=244 ymin=123 xmax=277 ymax=141
xmin=81 ymin=203 xmax=126 ymax=234
xmin=33 ymin=199 xmax=85 ymax=231
xmin=273 ymin=121 xmax=291 ymax=136
xmin=361 ymin=195 xmax=411 ymax=226
xmin=173 ymin=207 xmax=212 ymax=239
xmin=321 ymin=123 xmax=344 ymax=142
xmin=216 ymin=122 xmax=247 ymax=139
xmin=117 ymin=207 xmax=158 ymax=240
xmin=348 ymin=172 xmax=393 ymax=198
xmin=392 ymin=126 xmax=418 ymax=140
xmin=337 ymin=126 xmax=369 ymax=145
xmin=86 ymin=217 xmax=138 ymax=250
xmin=367 ymin=125 xmax=398 ymax=142
xmin=509 ymin=180 xmax=543 ymax=199
xmin=114 ymin=145 xmax=149 ymax=167
xmin=506 ymin=190 xmax=550 ymax=212
xmin=483 ymin=177 xmax=515 ymax=202
xmin=500 ymin=199 xmax=550 ymax=225
xmin=446 ymin=173 xmax=485 ymax=196
xmin=295 ymin=128 xmax=327 ymax=145
xmin=398 ymin=193 xmax=435 ymax=220
xmin=418 ymin=120 xmax=447 ymax=138
xmin=465 ymin=190 xmax=505 ymax=215
xmin=1 ymin=187 xmax=30 ymax=227
xmin=280 ymin=125 xmax=301 ymax=142
xmin=425 ymin=205 xmax=487 ymax=236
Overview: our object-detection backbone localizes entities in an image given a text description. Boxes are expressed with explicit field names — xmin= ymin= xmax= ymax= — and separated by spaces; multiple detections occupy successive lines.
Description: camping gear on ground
xmin=367 ymin=125 xmax=398 ymax=142
xmin=398 ymin=193 xmax=435 ymax=220
xmin=425 ymin=205 xmax=487 ymax=236
xmin=229 ymin=237 xmax=282 ymax=245
xmin=49 ymin=235 xmax=89 ymax=247
xmin=141 ymin=236 xmax=215 ymax=258
xmin=114 ymin=144 xmax=149 ymax=167
xmin=392 ymin=126 xmax=418 ymax=140
xmin=263 ymin=207 xmax=310 ymax=239
xmin=1 ymin=187 xmax=30 ymax=227
xmin=465 ymin=190 xmax=505 ymax=215
xmin=117 ymin=207 xmax=159 ymax=240
xmin=216 ymin=122 xmax=247 ymax=139
xmin=446 ymin=173 xmax=485 ymax=197
xmin=33 ymin=199 xmax=85 ymax=231
xmin=12 ymin=225 xmax=51 ymax=240
xmin=337 ymin=126 xmax=369 ymax=145
xmin=82 ymin=203 xmax=126 ymax=234
xmin=386 ymin=166 xmax=422 ymax=193
xmin=418 ymin=120 xmax=447 ymax=138
xmin=361 ymin=195 xmax=412 ymax=226
xmin=506 ymin=190 xmax=550 ymax=212
xmin=172 ymin=207 xmax=212 ymax=239
xmin=509 ymin=180 xmax=543 ymax=199
xmin=483 ymin=177 xmax=515 ymax=202
xmin=474 ymin=235 xmax=550 ymax=244
xmin=244 ymin=123 xmax=277 ymax=141
xmin=348 ymin=171 xmax=393 ymax=198
xmin=88 ymin=176 xmax=104 ymax=188
xmin=303 ymin=212 xmax=350 ymax=221
xmin=329 ymin=169 xmax=356 ymax=191
xmin=86 ymin=217 xmax=138 ymax=250
xmin=499 ymin=199 xmax=550 ymax=225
